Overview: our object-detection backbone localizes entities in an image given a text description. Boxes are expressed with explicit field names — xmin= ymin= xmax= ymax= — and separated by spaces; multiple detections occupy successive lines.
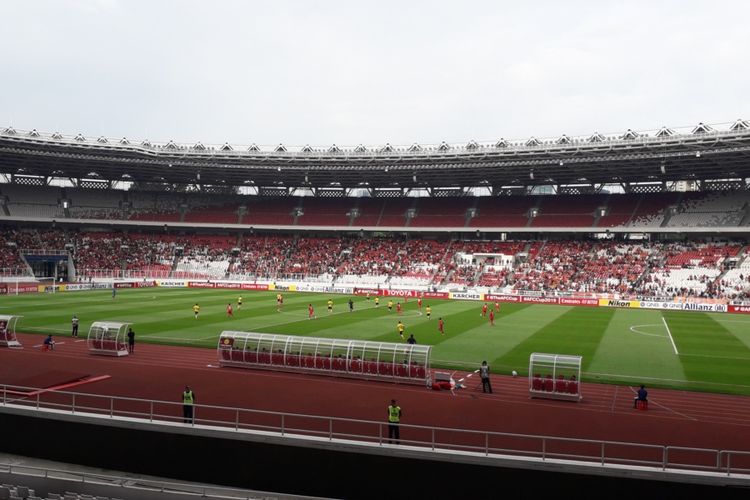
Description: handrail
xmin=0 ymin=461 xmax=276 ymax=499
xmin=2 ymin=384 xmax=749 ymax=478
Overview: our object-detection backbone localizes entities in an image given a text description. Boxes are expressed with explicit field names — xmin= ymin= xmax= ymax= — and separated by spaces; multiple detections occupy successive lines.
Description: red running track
xmin=2 ymin=333 xmax=750 ymax=469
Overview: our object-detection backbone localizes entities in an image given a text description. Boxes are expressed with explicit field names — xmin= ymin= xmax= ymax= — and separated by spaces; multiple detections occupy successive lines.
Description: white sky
xmin=1 ymin=0 xmax=749 ymax=147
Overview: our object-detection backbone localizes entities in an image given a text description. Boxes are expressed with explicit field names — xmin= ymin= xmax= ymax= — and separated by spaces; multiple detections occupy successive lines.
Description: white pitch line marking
xmin=627 ymin=386 xmax=697 ymax=421
xmin=662 ymin=316 xmax=679 ymax=355
xmin=629 ymin=324 xmax=667 ymax=338
xmin=32 ymin=342 xmax=66 ymax=348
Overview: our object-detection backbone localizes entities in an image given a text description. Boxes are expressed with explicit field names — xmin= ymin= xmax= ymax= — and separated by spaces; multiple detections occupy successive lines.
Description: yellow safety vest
xmin=388 ymin=405 xmax=401 ymax=423
xmin=183 ymin=391 xmax=194 ymax=405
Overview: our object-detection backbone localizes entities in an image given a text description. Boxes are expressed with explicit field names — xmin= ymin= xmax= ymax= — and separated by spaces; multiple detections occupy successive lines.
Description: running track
xmin=2 ymin=333 xmax=750 ymax=469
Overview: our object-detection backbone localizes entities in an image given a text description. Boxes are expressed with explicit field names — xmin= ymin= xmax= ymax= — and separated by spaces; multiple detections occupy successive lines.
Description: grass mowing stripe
xmin=664 ymin=310 xmax=750 ymax=392
xmin=434 ymin=304 xmax=571 ymax=373
xmin=586 ymin=309 xmax=687 ymax=388
xmin=6 ymin=288 xmax=750 ymax=395
xmin=496 ymin=306 xmax=615 ymax=376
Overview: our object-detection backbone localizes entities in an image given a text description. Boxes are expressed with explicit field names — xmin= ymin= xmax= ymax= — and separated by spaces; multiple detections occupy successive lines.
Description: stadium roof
xmin=1 ymin=120 xmax=750 ymax=192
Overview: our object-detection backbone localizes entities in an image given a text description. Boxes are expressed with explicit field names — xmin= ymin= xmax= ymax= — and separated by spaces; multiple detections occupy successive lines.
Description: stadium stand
xmin=295 ymin=198 xmax=354 ymax=226
xmin=1 ymin=225 xmax=749 ymax=299
xmin=667 ymin=191 xmax=748 ymax=227
xmin=410 ymin=197 xmax=473 ymax=227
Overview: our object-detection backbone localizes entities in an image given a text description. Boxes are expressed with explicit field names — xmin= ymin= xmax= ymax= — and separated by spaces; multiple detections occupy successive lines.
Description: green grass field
xmin=4 ymin=288 xmax=750 ymax=396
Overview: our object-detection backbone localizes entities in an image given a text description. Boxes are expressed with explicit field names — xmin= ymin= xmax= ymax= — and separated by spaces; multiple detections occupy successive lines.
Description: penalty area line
xmin=662 ymin=316 xmax=679 ymax=355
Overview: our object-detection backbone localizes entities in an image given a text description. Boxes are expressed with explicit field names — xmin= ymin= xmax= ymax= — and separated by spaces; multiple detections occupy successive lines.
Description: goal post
xmin=529 ymin=352 xmax=582 ymax=402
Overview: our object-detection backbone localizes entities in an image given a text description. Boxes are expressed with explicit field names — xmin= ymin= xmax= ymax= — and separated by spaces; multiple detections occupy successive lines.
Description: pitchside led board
xmin=87 ymin=321 xmax=131 ymax=357
xmin=0 ymin=315 xmax=23 ymax=348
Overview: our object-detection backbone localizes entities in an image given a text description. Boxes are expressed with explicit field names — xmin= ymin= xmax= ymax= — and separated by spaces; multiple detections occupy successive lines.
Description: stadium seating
xmin=667 ymin=191 xmax=748 ymax=227
xmin=1 ymin=222 xmax=749 ymax=299
xmin=410 ymin=198 xmax=473 ymax=227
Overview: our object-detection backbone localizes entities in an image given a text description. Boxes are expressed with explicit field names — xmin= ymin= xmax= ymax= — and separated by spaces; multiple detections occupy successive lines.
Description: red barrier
xmin=728 ymin=305 xmax=750 ymax=314
xmin=484 ymin=294 xmax=521 ymax=302
xmin=241 ymin=283 xmax=269 ymax=290
xmin=188 ymin=282 xmax=216 ymax=288
xmin=521 ymin=296 xmax=559 ymax=305
xmin=559 ymin=298 xmax=598 ymax=307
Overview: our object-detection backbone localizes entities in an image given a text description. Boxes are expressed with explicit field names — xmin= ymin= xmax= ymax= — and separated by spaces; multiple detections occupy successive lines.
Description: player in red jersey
xmin=481 ymin=303 xmax=488 ymax=317
xmin=495 ymin=301 xmax=500 ymax=312
xmin=308 ymin=303 xmax=315 ymax=319
xmin=226 ymin=303 xmax=234 ymax=318
xmin=396 ymin=302 xmax=402 ymax=315
xmin=417 ymin=297 xmax=423 ymax=311
xmin=488 ymin=309 xmax=495 ymax=326
xmin=438 ymin=317 xmax=445 ymax=335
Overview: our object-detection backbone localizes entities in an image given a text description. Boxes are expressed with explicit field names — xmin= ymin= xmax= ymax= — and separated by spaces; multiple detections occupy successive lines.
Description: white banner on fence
xmin=156 ymin=280 xmax=188 ymax=288
xmin=449 ymin=292 xmax=484 ymax=301
xmin=639 ymin=301 xmax=727 ymax=313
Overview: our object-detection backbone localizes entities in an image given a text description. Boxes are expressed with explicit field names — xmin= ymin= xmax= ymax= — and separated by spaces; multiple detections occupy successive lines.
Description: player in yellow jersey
xmin=388 ymin=300 xmax=394 ymax=312
xmin=237 ymin=296 xmax=243 ymax=310
xmin=327 ymin=298 xmax=334 ymax=314
xmin=193 ymin=303 xmax=200 ymax=319
xmin=374 ymin=296 xmax=380 ymax=307
xmin=425 ymin=305 xmax=432 ymax=320
xmin=276 ymin=293 xmax=283 ymax=312
xmin=397 ymin=320 xmax=405 ymax=340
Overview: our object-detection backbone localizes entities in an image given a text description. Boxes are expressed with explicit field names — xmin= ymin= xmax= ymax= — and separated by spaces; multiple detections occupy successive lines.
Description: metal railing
xmin=2 ymin=384 xmax=749 ymax=478
xmin=0 ymin=461 xmax=276 ymax=499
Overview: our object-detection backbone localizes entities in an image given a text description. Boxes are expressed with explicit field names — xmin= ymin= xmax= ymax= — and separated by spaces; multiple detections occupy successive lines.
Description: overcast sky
xmin=1 ymin=0 xmax=748 ymax=147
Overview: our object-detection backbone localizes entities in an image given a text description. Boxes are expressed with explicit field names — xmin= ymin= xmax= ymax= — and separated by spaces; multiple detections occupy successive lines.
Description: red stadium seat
xmin=544 ymin=377 xmax=554 ymax=392
xmin=555 ymin=379 xmax=568 ymax=393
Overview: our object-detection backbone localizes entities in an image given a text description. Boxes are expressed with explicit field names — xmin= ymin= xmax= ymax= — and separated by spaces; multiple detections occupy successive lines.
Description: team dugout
xmin=528 ymin=352 xmax=582 ymax=402
xmin=87 ymin=321 xmax=131 ymax=357
xmin=0 ymin=315 xmax=22 ymax=348
xmin=218 ymin=331 xmax=431 ymax=385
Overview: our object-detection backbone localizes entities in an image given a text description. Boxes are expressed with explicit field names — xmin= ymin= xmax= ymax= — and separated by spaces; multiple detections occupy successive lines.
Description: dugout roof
xmin=1 ymin=120 xmax=750 ymax=192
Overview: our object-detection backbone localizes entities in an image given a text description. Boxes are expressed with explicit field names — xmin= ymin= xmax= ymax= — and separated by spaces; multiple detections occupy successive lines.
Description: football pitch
xmin=4 ymin=288 xmax=750 ymax=396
